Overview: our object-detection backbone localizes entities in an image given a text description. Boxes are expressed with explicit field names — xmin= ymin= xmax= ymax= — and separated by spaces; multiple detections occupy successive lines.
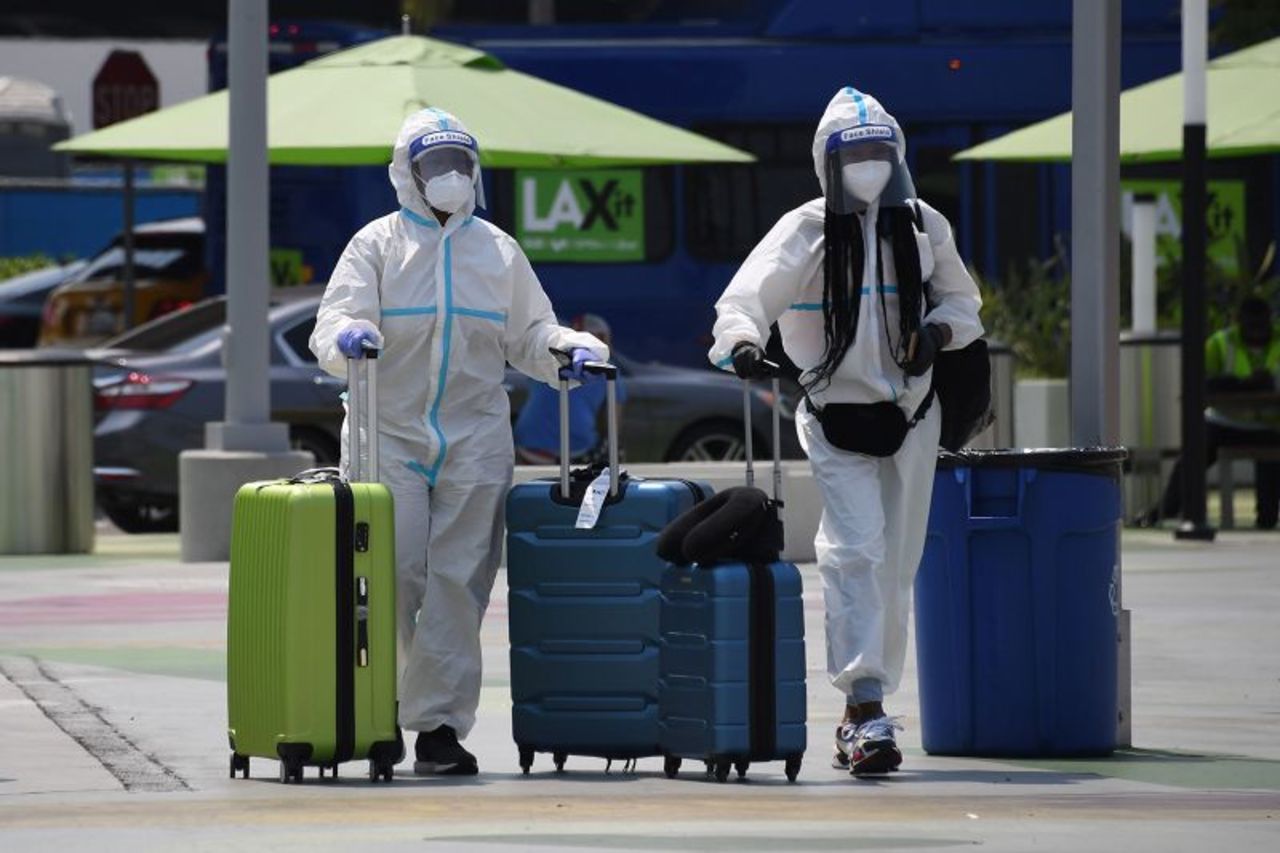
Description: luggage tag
xmin=574 ymin=468 xmax=613 ymax=529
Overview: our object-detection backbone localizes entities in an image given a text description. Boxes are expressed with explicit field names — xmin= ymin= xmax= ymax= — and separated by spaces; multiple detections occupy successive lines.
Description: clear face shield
xmin=823 ymin=124 xmax=912 ymax=214
xmin=409 ymin=130 xmax=487 ymax=213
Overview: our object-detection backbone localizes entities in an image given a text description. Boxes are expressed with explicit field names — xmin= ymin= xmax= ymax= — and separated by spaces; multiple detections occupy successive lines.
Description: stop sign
xmin=92 ymin=50 xmax=159 ymax=129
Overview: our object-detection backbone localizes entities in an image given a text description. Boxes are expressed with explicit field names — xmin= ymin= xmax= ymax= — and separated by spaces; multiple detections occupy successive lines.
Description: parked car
xmin=91 ymin=290 xmax=337 ymax=533
xmin=39 ymin=217 xmax=207 ymax=347
xmin=504 ymin=359 xmax=801 ymax=463
xmin=91 ymin=293 xmax=801 ymax=532
xmin=0 ymin=260 xmax=85 ymax=348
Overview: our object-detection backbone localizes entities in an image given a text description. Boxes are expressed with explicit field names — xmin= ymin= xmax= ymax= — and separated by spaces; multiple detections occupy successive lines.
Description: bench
xmin=1218 ymin=446 xmax=1280 ymax=529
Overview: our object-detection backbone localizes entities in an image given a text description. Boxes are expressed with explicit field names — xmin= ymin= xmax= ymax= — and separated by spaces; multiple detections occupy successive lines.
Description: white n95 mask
xmin=841 ymin=161 xmax=891 ymax=205
xmin=423 ymin=171 xmax=474 ymax=214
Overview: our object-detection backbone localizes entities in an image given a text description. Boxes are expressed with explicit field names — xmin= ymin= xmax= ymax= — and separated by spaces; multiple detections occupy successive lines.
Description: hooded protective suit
xmin=709 ymin=88 xmax=983 ymax=704
xmin=311 ymin=109 xmax=606 ymax=737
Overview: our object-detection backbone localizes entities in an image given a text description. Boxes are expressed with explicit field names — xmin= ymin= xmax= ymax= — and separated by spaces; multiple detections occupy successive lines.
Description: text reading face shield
xmin=409 ymin=129 xmax=487 ymax=211
xmin=824 ymin=124 xmax=898 ymax=214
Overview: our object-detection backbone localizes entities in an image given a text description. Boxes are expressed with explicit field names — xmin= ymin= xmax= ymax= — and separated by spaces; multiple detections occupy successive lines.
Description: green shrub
xmin=1144 ymin=237 xmax=1280 ymax=332
xmin=0 ymin=254 xmax=58 ymax=282
xmin=979 ymin=237 xmax=1280 ymax=379
xmin=977 ymin=243 xmax=1071 ymax=379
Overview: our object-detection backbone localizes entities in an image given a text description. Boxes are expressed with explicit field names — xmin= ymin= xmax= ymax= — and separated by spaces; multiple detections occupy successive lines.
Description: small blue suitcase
xmin=659 ymin=560 xmax=806 ymax=782
xmin=658 ymin=375 xmax=807 ymax=783
xmin=506 ymin=362 xmax=711 ymax=774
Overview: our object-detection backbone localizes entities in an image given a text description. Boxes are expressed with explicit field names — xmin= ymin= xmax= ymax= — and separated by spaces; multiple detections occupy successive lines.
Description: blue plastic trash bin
xmin=914 ymin=448 xmax=1127 ymax=757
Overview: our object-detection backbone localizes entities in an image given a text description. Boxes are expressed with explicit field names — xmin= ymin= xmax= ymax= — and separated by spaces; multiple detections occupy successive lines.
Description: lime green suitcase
xmin=227 ymin=354 xmax=400 ymax=783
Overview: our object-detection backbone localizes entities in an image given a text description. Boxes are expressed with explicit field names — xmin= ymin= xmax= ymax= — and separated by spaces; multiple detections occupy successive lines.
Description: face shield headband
xmin=409 ymin=129 xmax=487 ymax=210
xmin=823 ymin=124 xmax=898 ymax=214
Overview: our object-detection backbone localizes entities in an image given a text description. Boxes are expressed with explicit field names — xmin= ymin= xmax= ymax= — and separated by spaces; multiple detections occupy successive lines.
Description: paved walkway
xmin=0 ymin=528 xmax=1277 ymax=851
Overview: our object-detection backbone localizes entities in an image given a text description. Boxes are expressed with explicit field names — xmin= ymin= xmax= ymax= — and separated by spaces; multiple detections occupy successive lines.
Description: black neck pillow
xmin=656 ymin=486 xmax=782 ymax=567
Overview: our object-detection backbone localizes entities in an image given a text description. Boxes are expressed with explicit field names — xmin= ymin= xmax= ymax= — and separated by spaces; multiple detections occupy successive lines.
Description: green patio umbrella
xmin=54 ymin=35 xmax=752 ymax=167
xmin=954 ymin=36 xmax=1280 ymax=163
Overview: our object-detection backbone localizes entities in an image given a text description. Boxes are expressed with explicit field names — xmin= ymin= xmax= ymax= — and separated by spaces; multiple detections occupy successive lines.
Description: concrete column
xmin=178 ymin=0 xmax=309 ymax=562
xmin=221 ymin=0 xmax=274 ymax=441
xmin=1069 ymin=0 xmax=1121 ymax=448
xmin=1071 ymin=0 xmax=1127 ymax=750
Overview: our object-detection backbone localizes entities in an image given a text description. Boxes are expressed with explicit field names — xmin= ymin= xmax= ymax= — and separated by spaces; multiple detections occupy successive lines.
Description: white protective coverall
xmin=708 ymin=88 xmax=983 ymax=704
xmin=310 ymin=109 xmax=607 ymax=737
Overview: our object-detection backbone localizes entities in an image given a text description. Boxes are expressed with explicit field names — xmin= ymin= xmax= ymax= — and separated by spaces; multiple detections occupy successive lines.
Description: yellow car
xmin=39 ymin=217 xmax=207 ymax=348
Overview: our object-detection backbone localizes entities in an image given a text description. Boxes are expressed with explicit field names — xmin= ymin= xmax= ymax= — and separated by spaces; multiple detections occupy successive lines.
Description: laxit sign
xmin=516 ymin=169 xmax=644 ymax=263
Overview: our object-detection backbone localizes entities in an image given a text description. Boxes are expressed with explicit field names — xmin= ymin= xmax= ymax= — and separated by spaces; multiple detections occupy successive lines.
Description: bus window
xmin=684 ymin=123 xmax=815 ymax=263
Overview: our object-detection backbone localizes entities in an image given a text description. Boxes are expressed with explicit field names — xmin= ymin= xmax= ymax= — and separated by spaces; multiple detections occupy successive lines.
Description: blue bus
xmin=207 ymin=3 xmax=1216 ymax=366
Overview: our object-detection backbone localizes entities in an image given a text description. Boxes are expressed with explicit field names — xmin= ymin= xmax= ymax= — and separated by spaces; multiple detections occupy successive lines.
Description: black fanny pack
xmin=810 ymin=391 xmax=934 ymax=457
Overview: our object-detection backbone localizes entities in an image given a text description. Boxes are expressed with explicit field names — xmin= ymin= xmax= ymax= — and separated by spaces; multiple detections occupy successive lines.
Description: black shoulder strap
xmin=908 ymin=200 xmax=937 ymax=309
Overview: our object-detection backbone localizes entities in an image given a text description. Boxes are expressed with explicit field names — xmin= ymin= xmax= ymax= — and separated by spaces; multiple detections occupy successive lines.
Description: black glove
xmin=904 ymin=323 xmax=949 ymax=377
xmin=730 ymin=341 xmax=772 ymax=380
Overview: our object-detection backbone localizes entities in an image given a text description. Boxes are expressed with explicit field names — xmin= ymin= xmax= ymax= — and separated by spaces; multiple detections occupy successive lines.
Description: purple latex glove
xmin=562 ymin=347 xmax=603 ymax=382
xmin=338 ymin=326 xmax=379 ymax=358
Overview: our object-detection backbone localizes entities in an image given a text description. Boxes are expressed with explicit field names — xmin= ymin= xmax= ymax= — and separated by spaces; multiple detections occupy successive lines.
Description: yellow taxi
xmin=39 ymin=217 xmax=207 ymax=347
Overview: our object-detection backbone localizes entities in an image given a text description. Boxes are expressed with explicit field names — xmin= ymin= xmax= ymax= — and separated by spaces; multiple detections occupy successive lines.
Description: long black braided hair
xmin=803 ymin=204 xmax=926 ymax=395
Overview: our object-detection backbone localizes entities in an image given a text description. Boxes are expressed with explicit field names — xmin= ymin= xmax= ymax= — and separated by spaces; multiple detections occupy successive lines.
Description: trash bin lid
xmin=1119 ymin=330 xmax=1181 ymax=347
xmin=0 ymin=349 xmax=99 ymax=367
xmin=937 ymin=447 xmax=1129 ymax=477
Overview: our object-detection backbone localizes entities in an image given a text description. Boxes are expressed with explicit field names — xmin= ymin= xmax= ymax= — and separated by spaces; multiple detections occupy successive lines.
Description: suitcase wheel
xmin=229 ymin=753 xmax=250 ymax=780
xmin=279 ymin=759 xmax=303 ymax=784
xmin=317 ymin=764 xmax=339 ymax=780
xmin=518 ymin=746 xmax=535 ymax=776
xmin=713 ymin=759 xmax=732 ymax=784
xmin=368 ymin=759 xmax=394 ymax=783
xmin=703 ymin=759 xmax=714 ymax=776
xmin=663 ymin=755 xmax=681 ymax=779
xmin=785 ymin=755 xmax=802 ymax=783
xmin=553 ymin=752 xmax=567 ymax=773
xmin=734 ymin=758 xmax=750 ymax=781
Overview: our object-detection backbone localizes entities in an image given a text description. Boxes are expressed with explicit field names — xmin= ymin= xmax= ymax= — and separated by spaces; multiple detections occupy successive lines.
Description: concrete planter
xmin=1014 ymin=378 xmax=1070 ymax=449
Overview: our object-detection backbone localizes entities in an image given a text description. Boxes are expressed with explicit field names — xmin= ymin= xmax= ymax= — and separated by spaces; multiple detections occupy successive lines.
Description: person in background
xmin=514 ymin=314 xmax=626 ymax=465
xmin=1143 ymin=296 xmax=1280 ymax=530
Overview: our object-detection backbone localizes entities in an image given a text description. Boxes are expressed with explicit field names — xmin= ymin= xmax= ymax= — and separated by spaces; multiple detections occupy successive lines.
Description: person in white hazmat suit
xmin=310 ymin=109 xmax=607 ymax=776
xmin=708 ymin=88 xmax=983 ymax=777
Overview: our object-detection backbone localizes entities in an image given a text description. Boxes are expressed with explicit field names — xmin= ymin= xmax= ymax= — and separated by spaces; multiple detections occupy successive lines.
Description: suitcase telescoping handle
xmin=557 ymin=359 xmax=620 ymax=500
xmin=347 ymin=345 xmax=380 ymax=483
xmin=742 ymin=360 xmax=783 ymax=506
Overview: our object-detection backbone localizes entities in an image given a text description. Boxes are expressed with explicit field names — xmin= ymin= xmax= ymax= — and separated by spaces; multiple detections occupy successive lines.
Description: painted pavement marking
xmin=0 ymin=656 xmax=190 ymax=793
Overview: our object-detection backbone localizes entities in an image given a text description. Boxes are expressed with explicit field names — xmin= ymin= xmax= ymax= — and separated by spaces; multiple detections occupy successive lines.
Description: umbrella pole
xmin=1175 ymin=0 xmax=1216 ymax=542
xmin=121 ymin=160 xmax=136 ymax=331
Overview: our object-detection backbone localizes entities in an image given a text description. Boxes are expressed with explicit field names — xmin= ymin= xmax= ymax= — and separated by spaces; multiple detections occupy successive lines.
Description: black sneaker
xmin=413 ymin=725 xmax=478 ymax=776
